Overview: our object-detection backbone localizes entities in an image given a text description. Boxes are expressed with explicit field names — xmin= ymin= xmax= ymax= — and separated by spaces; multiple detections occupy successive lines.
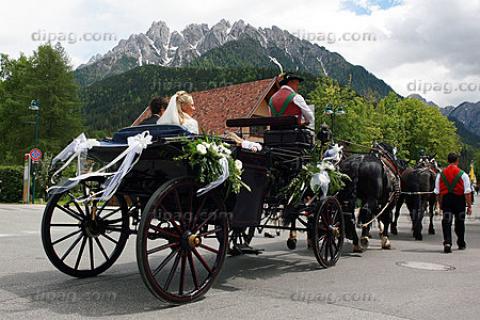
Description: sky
xmin=1 ymin=0 xmax=479 ymax=107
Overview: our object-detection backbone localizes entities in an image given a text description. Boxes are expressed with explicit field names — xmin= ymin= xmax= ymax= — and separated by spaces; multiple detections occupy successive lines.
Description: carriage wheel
xmin=228 ymin=227 xmax=255 ymax=255
xmin=312 ymin=197 xmax=344 ymax=268
xmin=41 ymin=181 xmax=130 ymax=278
xmin=137 ymin=177 xmax=228 ymax=304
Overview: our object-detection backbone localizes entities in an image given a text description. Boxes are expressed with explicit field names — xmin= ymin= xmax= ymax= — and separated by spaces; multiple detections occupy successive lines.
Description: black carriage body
xmin=42 ymin=118 xmax=344 ymax=305
xmin=229 ymin=149 xmax=269 ymax=227
xmin=229 ymin=126 xmax=314 ymax=228
xmin=84 ymin=122 xmax=314 ymax=227
xmin=85 ymin=125 xmax=193 ymax=203
xmin=90 ymin=142 xmax=188 ymax=199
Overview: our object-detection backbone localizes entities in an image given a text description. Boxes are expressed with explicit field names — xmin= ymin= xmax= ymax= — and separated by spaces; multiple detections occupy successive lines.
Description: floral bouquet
xmin=176 ymin=137 xmax=250 ymax=194
xmin=286 ymin=159 xmax=350 ymax=205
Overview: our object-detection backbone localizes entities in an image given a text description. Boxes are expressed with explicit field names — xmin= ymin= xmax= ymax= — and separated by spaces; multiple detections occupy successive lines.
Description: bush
xmin=0 ymin=166 xmax=23 ymax=203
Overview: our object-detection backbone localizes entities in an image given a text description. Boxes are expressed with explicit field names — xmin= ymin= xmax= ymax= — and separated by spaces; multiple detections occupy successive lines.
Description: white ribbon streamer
xmin=310 ymin=170 xmax=331 ymax=198
xmin=197 ymin=157 xmax=230 ymax=197
xmin=50 ymin=133 xmax=100 ymax=181
xmin=49 ymin=131 xmax=152 ymax=202
xmin=323 ymin=144 xmax=343 ymax=163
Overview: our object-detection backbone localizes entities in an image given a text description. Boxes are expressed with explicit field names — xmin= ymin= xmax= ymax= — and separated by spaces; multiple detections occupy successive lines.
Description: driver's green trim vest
xmin=268 ymin=92 xmax=296 ymax=116
xmin=268 ymin=88 xmax=302 ymax=124
xmin=440 ymin=170 xmax=464 ymax=195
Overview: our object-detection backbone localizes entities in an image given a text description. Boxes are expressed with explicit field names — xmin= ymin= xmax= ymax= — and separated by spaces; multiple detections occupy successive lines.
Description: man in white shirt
xmin=269 ymin=73 xmax=314 ymax=126
xmin=434 ymin=152 xmax=472 ymax=253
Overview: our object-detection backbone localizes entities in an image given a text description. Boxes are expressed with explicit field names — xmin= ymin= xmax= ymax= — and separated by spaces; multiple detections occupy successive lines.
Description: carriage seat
xmin=112 ymin=124 xmax=192 ymax=143
xmin=225 ymin=116 xmax=312 ymax=146
xmin=263 ymin=128 xmax=313 ymax=146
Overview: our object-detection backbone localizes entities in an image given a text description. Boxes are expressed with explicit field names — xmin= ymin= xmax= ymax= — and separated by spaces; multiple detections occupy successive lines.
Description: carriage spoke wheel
xmin=41 ymin=181 xmax=130 ymax=278
xmin=312 ymin=197 xmax=344 ymax=268
xmin=137 ymin=177 xmax=228 ymax=304
xmin=228 ymin=227 xmax=255 ymax=256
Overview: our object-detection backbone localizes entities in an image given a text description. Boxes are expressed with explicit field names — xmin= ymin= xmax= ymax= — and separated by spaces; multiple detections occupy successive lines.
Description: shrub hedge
xmin=0 ymin=166 xmax=23 ymax=203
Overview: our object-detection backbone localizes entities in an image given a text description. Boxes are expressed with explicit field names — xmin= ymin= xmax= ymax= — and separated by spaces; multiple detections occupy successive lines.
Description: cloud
xmin=0 ymin=0 xmax=478 ymax=107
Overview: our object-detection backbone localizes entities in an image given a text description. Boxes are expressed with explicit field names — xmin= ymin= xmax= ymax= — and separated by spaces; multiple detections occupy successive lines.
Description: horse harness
xmin=372 ymin=148 xmax=402 ymax=202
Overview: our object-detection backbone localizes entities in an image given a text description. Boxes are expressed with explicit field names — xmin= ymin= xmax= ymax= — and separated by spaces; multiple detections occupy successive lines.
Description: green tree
xmin=0 ymin=43 xmax=83 ymax=164
xmin=310 ymin=77 xmax=382 ymax=148
xmin=309 ymin=78 xmax=461 ymax=163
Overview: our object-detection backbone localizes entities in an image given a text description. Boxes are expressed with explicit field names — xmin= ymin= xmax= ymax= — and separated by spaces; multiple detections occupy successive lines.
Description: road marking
xmin=0 ymin=234 xmax=17 ymax=238
xmin=0 ymin=231 xmax=40 ymax=238
xmin=396 ymin=261 xmax=455 ymax=271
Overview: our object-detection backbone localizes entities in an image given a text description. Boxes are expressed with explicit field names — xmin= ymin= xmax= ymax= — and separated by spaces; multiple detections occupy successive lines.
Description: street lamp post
xmin=323 ymin=104 xmax=346 ymax=141
xmin=29 ymin=99 xmax=40 ymax=204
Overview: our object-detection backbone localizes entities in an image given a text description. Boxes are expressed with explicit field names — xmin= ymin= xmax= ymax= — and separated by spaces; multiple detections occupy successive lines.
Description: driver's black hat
xmin=279 ymin=73 xmax=305 ymax=86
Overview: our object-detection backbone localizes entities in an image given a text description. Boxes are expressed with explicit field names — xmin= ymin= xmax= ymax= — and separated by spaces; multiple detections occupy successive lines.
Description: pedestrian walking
xmin=434 ymin=153 xmax=473 ymax=253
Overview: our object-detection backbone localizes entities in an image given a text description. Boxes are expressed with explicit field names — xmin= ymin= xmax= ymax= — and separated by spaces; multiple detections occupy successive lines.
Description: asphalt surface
xmin=1 ymin=195 xmax=480 ymax=320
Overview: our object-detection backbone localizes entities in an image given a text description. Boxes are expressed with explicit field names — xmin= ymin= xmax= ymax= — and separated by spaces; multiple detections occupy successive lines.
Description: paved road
xmin=1 ymin=195 xmax=480 ymax=320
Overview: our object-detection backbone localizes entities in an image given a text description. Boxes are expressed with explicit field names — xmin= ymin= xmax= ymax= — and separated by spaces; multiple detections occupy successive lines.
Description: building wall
xmin=252 ymin=99 xmax=271 ymax=117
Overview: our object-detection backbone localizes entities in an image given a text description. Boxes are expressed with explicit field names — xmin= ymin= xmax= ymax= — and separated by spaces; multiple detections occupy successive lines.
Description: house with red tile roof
xmin=132 ymin=77 xmax=280 ymax=138
xmin=191 ymin=78 xmax=279 ymax=137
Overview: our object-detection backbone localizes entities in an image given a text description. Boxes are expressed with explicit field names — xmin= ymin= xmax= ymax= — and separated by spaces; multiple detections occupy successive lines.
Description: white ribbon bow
xmin=49 ymin=131 xmax=153 ymax=202
xmin=310 ymin=170 xmax=331 ymax=198
xmin=127 ymin=132 xmax=153 ymax=153
xmin=197 ymin=157 xmax=230 ymax=197
xmin=323 ymin=144 xmax=343 ymax=163
xmin=50 ymin=133 xmax=100 ymax=182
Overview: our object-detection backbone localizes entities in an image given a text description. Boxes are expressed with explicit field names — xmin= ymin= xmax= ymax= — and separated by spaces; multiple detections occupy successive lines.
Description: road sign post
xmin=29 ymin=148 xmax=42 ymax=204
xmin=29 ymin=100 xmax=41 ymax=204
xmin=23 ymin=154 xmax=31 ymax=204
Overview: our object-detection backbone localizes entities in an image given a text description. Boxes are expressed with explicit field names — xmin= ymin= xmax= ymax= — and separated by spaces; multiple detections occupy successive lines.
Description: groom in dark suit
xmin=138 ymin=97 xmax=169 ymax=125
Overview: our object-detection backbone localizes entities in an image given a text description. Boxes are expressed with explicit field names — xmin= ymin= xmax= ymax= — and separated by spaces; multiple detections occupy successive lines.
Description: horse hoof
xmin=287 ymin=238 xmax=297 ymax=250
xmin=360 ymin=237 xmax=369 ymax=248
xmin=391 ymin=225 xmax=398 ymax=235
xmin=381 ymin=236 xmax=391 ymax=249
xmin=353 ymin=245 xmax=363 ymax=253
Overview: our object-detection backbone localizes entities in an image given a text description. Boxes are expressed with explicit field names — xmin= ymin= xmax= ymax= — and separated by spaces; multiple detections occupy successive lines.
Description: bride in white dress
xmin=157 ymin=91 xmax=199 ymax=134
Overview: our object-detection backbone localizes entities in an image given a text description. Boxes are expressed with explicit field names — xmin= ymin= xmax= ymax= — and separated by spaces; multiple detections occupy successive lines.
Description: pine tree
xmin=0 ymin=43 xmax=83 ymax=164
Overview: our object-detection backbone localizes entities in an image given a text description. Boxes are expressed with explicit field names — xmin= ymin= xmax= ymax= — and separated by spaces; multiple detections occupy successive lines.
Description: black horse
xmin=338 ymin=143 xmax=403 ymax=252
xmin=392 ymin=156 xmax=439 ymax=239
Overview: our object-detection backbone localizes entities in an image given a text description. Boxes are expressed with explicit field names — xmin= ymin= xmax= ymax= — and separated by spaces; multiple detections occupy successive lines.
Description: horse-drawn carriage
xmin=41 ymin=116 xmax=345 ymax=304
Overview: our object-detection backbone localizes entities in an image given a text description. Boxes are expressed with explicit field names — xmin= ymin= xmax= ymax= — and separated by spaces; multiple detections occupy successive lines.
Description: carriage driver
xmin=269 ymin=73 xmax=314 ymax=126
xmin=434 ymin=152 xmax=473 ymax=253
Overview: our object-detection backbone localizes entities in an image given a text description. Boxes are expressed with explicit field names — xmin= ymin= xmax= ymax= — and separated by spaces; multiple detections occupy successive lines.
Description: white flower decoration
xmin=219 ymin=145 xmax=232 ymax=156
xmin=209 ymin=144 xmax=219 ymax=156
xmin=235 ymin=159 xmax=243 ymax=171
xmin=196 ymin=144 xmax=207 ymax=155
xmin=318 ymin=161 xmax=335 ymax=171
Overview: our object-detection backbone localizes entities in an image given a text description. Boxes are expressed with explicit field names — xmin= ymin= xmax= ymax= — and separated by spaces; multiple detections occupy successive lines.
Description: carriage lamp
xmin=324 ymin=106 xmax=334 ymax=115
xmin=323 ymin=104 xmax=346 ymax=141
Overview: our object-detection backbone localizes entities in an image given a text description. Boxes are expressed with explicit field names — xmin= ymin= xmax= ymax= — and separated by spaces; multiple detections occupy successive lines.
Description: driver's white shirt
xmin=280 ymin=85 xmax=315 ymax=125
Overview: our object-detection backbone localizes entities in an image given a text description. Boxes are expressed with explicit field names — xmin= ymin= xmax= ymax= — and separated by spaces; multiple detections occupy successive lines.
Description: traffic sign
xmin=29 ymin=148 xmax=42 ymax=161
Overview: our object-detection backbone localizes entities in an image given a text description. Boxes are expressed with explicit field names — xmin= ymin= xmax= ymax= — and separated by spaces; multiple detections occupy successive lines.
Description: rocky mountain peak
xmin=75 ymin=18 xmax=393 ymax=100
xmin=181 ymin=23 xmax=208 ymax=46
xmin=146 ymin=20 xmax=170 ymax=51
xmin=446 ymin=101 xmax=480 ymax=144
xmin=407 ymin=93 xmax=439 ymax=108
